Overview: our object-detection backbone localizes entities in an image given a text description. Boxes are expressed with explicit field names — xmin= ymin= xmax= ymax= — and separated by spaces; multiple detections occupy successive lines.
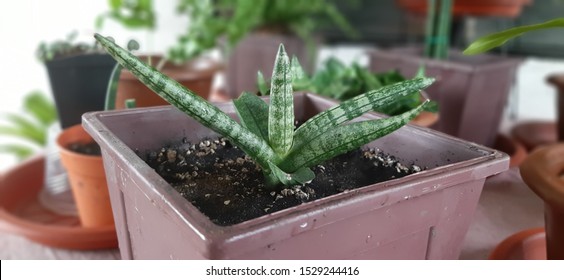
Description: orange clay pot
xmin=115 ymin=56 xmax=221 ymax=109
xmin=520 ymin=144 xmax=564 ymax=260
xmin=493 ymin=134 xmax=527 ymax=168
xmin=57 ymin=124 xmax=113 ymax=228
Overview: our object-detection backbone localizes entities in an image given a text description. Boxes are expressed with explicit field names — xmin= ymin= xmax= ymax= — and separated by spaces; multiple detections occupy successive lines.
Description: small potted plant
xmin=176 ymin=0 xmax=357 ymax=98
xmin=97 ymin=0 xmax=221 ymax=107
xmin=257 ymin=56 xmax=439 ymax=127
xmin=37 ymin=32 xmax=116 ymax=129
xmin=369 ymin=0 xmax=522 ymax=147
xmin=82 ymin=34 xmax=508 ymax=259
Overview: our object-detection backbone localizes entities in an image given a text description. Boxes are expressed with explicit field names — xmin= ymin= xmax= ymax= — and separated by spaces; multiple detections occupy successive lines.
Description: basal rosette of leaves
xmin=94 ymin=34 xmax=434 ymax=188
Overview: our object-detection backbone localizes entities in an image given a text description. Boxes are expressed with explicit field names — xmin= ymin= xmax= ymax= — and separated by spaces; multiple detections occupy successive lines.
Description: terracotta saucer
xmin=0 ymin=156 xmax=117 ymax=250
xmin=511 ymin=121 xmax=557 ymax=151
xmin=489 ymin=228 xmax=546 ymax=260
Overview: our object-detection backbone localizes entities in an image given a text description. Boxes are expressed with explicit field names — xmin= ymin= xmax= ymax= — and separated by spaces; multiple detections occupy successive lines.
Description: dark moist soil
xmin=67 ymin=141 xmax=101 ymax=156
xmin=144 ymin=138 xmax=424 ymax=226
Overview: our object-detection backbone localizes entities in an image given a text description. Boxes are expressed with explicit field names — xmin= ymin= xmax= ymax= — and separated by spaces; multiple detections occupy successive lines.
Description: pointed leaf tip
xmin=278 ymin=44 xmax=286 ymax=54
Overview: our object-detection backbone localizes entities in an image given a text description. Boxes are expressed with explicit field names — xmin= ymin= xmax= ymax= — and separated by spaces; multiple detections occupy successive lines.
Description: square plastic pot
xmin=45 ymin=54 xmax=116 ymax=129
xmin=368 ymin=46 xmax=521 ymax=147
xmin=83 ymin=93 xmax=509 ymax=259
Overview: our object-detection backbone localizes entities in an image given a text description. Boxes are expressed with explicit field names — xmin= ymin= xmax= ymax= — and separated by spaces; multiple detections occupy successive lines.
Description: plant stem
xmin=436 ymin=0 xmax=452 ymax=59
xmin=104 ymin=63 xmax=122 ymax=111
xmin=424 ymin=0 xmax=437 ymax=58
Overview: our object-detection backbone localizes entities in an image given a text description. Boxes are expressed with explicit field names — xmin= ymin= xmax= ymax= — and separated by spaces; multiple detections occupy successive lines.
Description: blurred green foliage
xmin=98 ymin=0 xmax=356 ymax=64
xmin=258 ymin=57 xmax=438 ymax=116
xmin=0 ymin=92 xmax=57 ymax=160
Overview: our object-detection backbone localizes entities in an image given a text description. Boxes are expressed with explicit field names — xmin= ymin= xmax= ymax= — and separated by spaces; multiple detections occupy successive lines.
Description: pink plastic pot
xmin=368 ymin=46 xmax=521 ymax=147
xmin=83 ymin=93 xmax=508 ymax=259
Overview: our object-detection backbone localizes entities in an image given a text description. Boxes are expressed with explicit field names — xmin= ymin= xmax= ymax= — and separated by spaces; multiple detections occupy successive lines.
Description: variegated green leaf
xmin=281 ymin=101 xmax=428 ymax=172
xmin=94 ymin=33 xmax=278 ymax=166
xmin=292 ymin=77 xmax=433 ymax=151
xmin=268 ymin=44 xmax=294 ymax=156
xmin=256 ymin=71 xmax=268 ymax=95
xmin=233 ymin=92 xmax=269 ymax=141
xmin=267 ymin=161 xmax=315 ymax=186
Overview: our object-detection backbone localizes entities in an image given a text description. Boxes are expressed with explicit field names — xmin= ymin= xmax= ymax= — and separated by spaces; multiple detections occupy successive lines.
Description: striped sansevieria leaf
xmin=268 ymin=44 xmax=294 ymax=156
xmin=95 ymin=34 xmax=434 ymax=188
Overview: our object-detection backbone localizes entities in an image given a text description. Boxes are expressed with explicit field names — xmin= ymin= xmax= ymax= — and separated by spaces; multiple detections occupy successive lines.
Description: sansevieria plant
xmin=94 ymin=34 xmax=434 ymax=188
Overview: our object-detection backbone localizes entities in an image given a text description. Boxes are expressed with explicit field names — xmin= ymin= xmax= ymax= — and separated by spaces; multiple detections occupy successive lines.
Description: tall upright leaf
xmin=268 ymin=44 xmax=294 ymax=156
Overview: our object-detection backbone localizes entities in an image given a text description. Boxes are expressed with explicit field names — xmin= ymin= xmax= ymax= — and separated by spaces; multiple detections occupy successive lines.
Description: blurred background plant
xmin=36 ymin=31 xmax=107 ymax=62
xmin=423 ymin=0 xmax=452 ymax=59
xmin=258 ymin=57 xmax=437 ymax=116
xmin=0 ymin=92 xmax=57 ymax=160
xmin=168 ymin=0 xmax=358 ymax=64
xmin=96 ymin=0 xmax=156 ymax=30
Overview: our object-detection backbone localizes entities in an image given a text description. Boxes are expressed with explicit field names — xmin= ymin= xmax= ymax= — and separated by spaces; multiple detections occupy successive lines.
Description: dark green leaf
xmin=233 ymin=92 xmax=269 ymax=141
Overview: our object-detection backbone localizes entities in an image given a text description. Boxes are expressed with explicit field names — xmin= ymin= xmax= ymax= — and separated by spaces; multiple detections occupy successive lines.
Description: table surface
xmin=0 ymin=166 xmax=544 ymax=260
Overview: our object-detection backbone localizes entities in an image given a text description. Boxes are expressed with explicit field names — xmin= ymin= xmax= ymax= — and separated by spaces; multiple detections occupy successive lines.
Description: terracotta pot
xmin=225 ymin=32 xmax=315 ymax=98
xmin=56 ymin=124 xmax=113 ymax=228
xmin=493 ymin=134 xmax=527 ymax=168
xmin=520 ymin=144 xmax=564 ymax=260
xmin=396 ymin=0 xmax=533 ymax=18
xmin=411 ymin=111 xmax=439 ymax=127
xmin=116 ymin=56 xmax=221 ymax=109
xmin=368 ymin=46 xmax=521 ymax=147
xmin=83 ymin=93 xmax=508 ymax=259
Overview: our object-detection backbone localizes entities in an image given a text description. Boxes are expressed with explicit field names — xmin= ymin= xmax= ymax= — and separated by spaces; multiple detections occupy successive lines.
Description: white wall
xmin=0 ymin=0 xmax=187 ymax=171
